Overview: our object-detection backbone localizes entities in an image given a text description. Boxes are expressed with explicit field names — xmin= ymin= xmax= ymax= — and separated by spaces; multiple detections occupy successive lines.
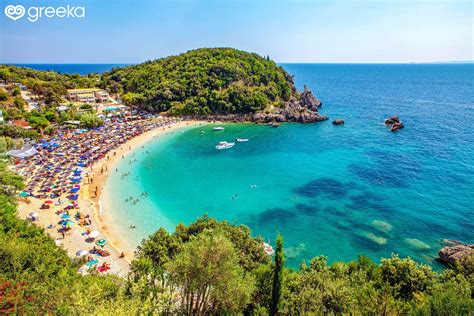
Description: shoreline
xmin=81 ymin=120 xmax=204 ymax=263
xmin=16 ymin=119 xmax=205 ymax=276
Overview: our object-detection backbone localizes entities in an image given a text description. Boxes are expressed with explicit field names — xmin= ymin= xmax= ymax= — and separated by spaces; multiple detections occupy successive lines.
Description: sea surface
xmin=94 ymin=64 xmax=473 ymax=268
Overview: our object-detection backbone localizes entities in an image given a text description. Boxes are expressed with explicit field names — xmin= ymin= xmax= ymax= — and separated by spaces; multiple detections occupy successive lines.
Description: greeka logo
xmin=4 ymin=4 xmax=85 ymax=22
xmin=4 ymin=5 xmax=25 ymax=21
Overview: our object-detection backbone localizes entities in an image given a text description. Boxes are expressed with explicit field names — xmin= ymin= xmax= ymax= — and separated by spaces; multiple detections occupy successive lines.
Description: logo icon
xmin=4 ymin=5 xmax=25 ymax=21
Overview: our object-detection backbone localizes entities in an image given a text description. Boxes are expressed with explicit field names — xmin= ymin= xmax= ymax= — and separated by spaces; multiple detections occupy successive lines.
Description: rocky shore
xmin=438 ymin=240 xmax=473 ymax=267
xmin=184 ymin=86 xmax=328 ymax=123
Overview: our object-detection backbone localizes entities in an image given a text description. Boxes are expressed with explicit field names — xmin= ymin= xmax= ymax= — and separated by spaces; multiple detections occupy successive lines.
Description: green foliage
xmin=0 ymin=124 xmax=38 ymax=140
xmin=270 ymin=234 xmax=284 ymax=315
xmin=27 ymin=112 xmax=49 ymax=134
xmin=79 ymin=112 xmax=103 ymax=128
xmin=103 ymin=48 xmax=296 ymax=115
xmin=0 ymin=66 xmax=100 ymax=106
xmin=0 ymin=159 xmax=472 ymax=314
xmin=0 ymin=89 xmax=9 ymax=101
xmin=0 ymin=137 xmax=24 ymax=154
xmin=11 ymin=87 xmax=20 ymax=96
xmin=79 ymin=103 xmax=93 ymax=110
xmin=380 ymin=254 xmax=435 ymax=301
xmin=166 ymin=230 xmax=255 ymax=314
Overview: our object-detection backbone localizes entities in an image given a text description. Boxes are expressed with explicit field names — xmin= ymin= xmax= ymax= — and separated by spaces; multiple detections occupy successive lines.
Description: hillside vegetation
xmin=0 ymin=66 xmax=100 ymax=105
xmin=1 ymin=161 xmax=472 ymax=313
xmin=1 ymin=48 xmax=326 ymax=122
xmin=102 ymin=48 xmax=296 ymax=115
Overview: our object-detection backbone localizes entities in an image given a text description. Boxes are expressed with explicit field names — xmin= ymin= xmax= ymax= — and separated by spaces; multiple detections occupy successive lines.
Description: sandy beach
xmin=16 ymin=119 xmax=204 ymax=277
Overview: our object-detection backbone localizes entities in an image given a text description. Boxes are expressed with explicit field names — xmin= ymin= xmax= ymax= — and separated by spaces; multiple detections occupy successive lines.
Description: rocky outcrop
xmin=300 ymin=85 xmax=322 ymax=110
xmin=391 ymin=122 xmax=404 ymax=132
xmin=438 ymin=240 xmax=474 ymax=266
xmin=384 ymin=115 xmax=404 ymax=132
xmin=332 ymin=119 xmax=344 ymax=125
xmin=185 ymin=86 xmax=328 ymax=124
xmin=385 ymin=116 xmax=400 ymax=125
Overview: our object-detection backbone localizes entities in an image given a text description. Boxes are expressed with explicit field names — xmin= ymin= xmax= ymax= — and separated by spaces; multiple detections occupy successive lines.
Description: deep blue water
xmin=7 ymin=64 xmax=131 ymax=75
xmin=95 ymin=63 xmax=473 ymax=268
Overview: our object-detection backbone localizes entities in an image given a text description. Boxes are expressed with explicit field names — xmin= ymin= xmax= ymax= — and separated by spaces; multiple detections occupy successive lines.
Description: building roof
xmin=67 ymin=88 xmax=102 ymax=93
xmin=11 ymin=120 xmax=30 ymax=128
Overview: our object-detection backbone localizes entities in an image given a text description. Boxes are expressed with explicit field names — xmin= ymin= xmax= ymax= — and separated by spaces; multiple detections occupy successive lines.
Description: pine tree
xmin=270 ymin=234 xmax=284 ymax=315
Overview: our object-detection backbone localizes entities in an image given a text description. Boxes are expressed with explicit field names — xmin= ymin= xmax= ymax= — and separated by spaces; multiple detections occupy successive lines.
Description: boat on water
xmin=215 ymin=141 xmax=235 ymax=150
xmin=263 ymin=242 xmax=274 ymax=255
xmin=236 ymin=138 xmax=249 ymax=142
xmin=213 ymin=127 xmax=225 ymax=131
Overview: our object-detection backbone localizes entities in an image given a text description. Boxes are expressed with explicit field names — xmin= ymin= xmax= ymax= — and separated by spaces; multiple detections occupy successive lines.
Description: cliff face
xmin=189 ymin=85 xmax=327 ymax=123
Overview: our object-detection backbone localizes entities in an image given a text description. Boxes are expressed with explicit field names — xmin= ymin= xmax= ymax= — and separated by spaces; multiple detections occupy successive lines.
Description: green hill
xmin=1 ymin=48 xmax=327 ymax=122
xmin=102 ymin=48 xmax=327 ymax=122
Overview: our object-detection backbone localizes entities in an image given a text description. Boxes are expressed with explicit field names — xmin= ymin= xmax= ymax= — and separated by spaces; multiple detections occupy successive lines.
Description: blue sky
xmin=0 ymin=0 xmax=472 ymax=63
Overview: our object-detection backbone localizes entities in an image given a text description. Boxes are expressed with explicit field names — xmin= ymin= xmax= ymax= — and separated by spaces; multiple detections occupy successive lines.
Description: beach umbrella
xmin=61 ymin=214 xmax=71 ymax=219
xmin=62 ymin=219 xmax=74 ymax=227
xmin=89 ymin=231 xmax=100 ymax=238
xmin=29 ymin=212 xmax=39 ymax=218
xmin=96 ymin=239 xmax=107 ymax=247
xmin=76 ymin=250 xmax=89 ymax=257
xmin=44 ymin=200 xmax=53 ymax=204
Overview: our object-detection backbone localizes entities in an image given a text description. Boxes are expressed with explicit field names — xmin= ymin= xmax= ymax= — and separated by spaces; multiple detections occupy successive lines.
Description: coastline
xmin=81 ymin=120 xmax=204 ymax=263
xmin=16 ymin=120 xmax=205 ymax=276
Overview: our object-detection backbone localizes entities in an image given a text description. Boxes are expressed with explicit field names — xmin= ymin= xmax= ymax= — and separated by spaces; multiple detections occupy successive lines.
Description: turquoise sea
xmin=101 ymin=64 xmax=473 ymax=268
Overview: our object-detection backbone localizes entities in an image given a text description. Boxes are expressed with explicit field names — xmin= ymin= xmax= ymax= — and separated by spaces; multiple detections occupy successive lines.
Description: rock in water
xmin=332 ymin=119 xmax=345 ymax=125
xmin=438 ymin=240 xmax=474 ymax=266
xmin=390 ymin=122 xmax=404 ymax=132
xmin=384 ymin=115 xmax=404 ymax=132
xmin=384 ymin=116 xmax=400 ymax=125
xmin=371 ymin=220 xmax=392 ymax=234
xmin=300 ymin=85 xmax=322 ymax=109
xmin=359 ymin=231 xmax=387 ymax=245
xmin=404 ymin=238 xmax=431 ymax=250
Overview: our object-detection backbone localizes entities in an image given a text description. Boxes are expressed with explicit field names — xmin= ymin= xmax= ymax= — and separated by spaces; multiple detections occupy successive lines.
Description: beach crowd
xmin=11 ymin=115 xmax=179 ymax=275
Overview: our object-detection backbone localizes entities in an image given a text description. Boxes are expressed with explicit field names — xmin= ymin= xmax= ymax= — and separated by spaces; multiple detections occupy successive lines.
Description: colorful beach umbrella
xmin=62 ymin=219 xmax=74 ymax=227
xmin=61 ymin=214 xmax=71 ymax=219
xmin=44 ymin=200 xmax=53 ymax=204
xmin=95 ymin=239 xmax=107 ymax=247
xmin=76 ymin=250 xmax=88 ymax=257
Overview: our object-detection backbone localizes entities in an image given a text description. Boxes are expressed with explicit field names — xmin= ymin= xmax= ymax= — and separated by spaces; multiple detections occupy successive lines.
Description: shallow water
xmin=103 ymin=64 xmax=474 ymax=268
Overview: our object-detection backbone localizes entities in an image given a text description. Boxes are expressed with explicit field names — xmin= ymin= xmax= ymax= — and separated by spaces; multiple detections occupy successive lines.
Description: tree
xmin=27 ymin=114 xmax=49 ymax=136
xmin=79 ymin=113 xmax=103 ymax=128
xmin=270 ymin=234 xmax=284 ymax=315
xmin=380 ymin=254 xmax=435 ymax=301
xmin=165 ymin=230 xmax=255 ymax=315
xmin=0 ymin=89 xmax=8 ymax=101
xmin=11 ymin=86 xmax=20 ymax=96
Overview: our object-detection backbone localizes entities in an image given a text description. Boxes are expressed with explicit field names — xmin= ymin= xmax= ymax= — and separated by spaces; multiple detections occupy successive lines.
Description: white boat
xmin=213 ymin=127 xmax=225 ymax=131
xmin=236 ymin=138 xmax=249 ymax=142
xmin=263 ymin=242 xmax=274 ymax=255
xmin=215 ymin=141 xmax=235 ymax=150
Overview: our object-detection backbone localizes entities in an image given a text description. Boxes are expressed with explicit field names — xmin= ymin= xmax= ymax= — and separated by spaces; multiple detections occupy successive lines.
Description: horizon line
xmin=2 ymin=60 xmax=474 ymax=65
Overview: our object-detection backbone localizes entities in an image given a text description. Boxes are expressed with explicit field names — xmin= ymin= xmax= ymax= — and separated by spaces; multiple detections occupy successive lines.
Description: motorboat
xmin=215 ymin=141 xmax=235 ymax=150
xmin=236 ymin=138 xmax=249 ymax=142
xmin=213 ymin=126 xmax=225 ymax=131
xmin=263 ymin=242 xmax=274 ymax=255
